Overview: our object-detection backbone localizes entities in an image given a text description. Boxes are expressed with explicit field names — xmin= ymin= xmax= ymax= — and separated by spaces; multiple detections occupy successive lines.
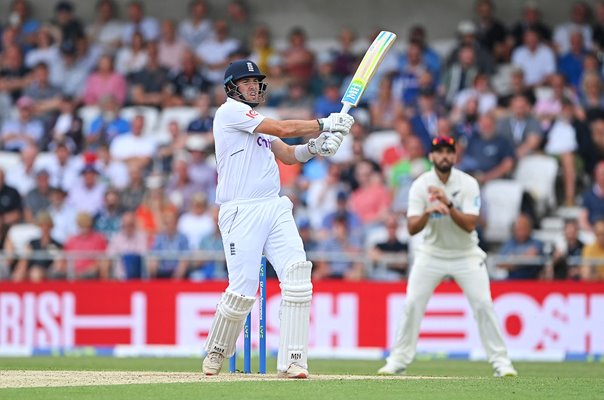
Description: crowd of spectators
xmin=1 ymin=0 xmax=604 ymax=283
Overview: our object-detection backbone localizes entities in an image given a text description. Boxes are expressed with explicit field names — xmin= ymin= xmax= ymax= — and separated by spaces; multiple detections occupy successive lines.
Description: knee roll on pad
xmin=280 ymin=260 xmax=313 ymax=303
xmin=278 ymin=261 xmax=313 ymax=371
xmin=204 ymin=290 xmax=256 ymax=357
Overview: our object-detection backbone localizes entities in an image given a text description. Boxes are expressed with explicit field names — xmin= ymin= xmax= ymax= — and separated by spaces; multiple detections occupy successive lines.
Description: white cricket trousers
xmin=387 ymin=251 xmax=513 ymax=370
xmin=218 ymin=196 xmax=307 ymax=297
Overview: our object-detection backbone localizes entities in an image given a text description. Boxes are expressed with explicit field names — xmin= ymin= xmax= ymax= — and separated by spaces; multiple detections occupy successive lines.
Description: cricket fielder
xmin=378 ymin=136 xmax=518 ymax=377
xmin=202 ymin=60 xmax=354 ymax=378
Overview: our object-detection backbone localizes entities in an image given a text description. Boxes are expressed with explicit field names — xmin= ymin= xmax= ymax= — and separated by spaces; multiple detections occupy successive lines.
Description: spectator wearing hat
xmin=64 ymin=211 xmax=109 ymax=279
xmin=12 ymin=212 xmax=64 ymax=282
xmin=6 ymin=145 xmax=39 ymax=196
xmin=121 ymin=1 xmax=160 ymax=45
xmin=446 ymin=20 xmax=495 ymax=75
xmin=23 ymin=169 xmax=53 ymax=223
xmin=0 ymin=96 xmax=45 ymax=152
xmin=66 ymin=164 xmax=107 ymax=215
xmin=47 ymin=186 xmax=76 ymax=244
xmin=52 ymin=1 xmax=84 ymax=44
xmin=109 ymin=114 xmax=156 ymax=170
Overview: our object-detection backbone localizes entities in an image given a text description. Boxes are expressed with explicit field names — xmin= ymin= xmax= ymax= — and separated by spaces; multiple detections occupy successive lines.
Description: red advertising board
xmin=0 ymin=281 xmax=602 ymax=356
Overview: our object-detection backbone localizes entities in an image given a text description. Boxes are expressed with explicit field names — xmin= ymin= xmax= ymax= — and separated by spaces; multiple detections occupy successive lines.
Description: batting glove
xmin=318 ymin=113 xmax=354 ymax=135
xmin=308 ymin=131 xmax=344 ymax=157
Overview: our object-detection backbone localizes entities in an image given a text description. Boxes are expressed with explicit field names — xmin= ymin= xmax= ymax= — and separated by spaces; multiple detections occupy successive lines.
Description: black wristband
xmin=447 ymin=200 xmax=453 ymax=209
xmin=317 ymin=119 xmax=324 ymax=131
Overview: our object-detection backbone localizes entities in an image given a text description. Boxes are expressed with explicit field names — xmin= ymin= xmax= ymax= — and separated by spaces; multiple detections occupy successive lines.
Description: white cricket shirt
xmin=407 ymin=167 xmax=484 ymax=258
xmin=213 ymin=98 xmax=281 ymax=204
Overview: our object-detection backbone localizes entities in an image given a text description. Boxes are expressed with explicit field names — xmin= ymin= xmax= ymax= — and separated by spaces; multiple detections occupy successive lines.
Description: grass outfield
xmin=1 ymin=357 xmax=603 ymax=400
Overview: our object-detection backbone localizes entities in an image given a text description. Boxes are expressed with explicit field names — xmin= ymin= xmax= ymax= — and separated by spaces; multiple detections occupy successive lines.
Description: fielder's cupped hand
xmin=428 ymin=186 xmax=449 ymax=205
xmin=320 ymin=113 xmax=354 ymax=134
xmin=314 ymin=131 xmax=344 ymax=156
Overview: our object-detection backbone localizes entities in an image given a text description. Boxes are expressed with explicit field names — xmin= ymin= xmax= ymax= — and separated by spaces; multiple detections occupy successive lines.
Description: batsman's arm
xmin=255 ymin=118 xmax=322 ymax=138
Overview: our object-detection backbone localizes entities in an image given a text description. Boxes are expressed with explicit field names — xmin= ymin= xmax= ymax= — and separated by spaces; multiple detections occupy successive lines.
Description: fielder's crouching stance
xmin=378 ymin=136 xmax=518 ymax=378
xmin=202 ymin=60 xmax=353 ymax=378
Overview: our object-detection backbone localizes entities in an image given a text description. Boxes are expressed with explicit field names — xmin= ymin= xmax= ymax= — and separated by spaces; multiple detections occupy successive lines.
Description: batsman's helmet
xmin=223 ymin=60 xmax=267 ymax=107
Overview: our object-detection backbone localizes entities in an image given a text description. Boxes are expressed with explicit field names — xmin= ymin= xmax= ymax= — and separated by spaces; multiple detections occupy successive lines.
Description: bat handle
xmin=340 ymin=103 xmax=352 ymax=114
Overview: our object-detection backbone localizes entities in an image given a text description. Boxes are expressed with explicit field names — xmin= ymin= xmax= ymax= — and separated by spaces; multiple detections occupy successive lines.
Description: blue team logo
xmin=474 ymin=195 xmax=481 ymax=208
xmin=257 ymin=135 xmax=271 ymax=149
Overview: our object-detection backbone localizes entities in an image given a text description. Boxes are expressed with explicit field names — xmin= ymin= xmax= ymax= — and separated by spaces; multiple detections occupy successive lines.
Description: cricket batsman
xmin=202 ymin=60 xmax=354 ymax=378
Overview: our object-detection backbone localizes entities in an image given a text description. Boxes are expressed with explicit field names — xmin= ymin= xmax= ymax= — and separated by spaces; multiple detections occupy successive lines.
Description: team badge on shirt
xmin=246 ymin=110 xmax=259 ymax=119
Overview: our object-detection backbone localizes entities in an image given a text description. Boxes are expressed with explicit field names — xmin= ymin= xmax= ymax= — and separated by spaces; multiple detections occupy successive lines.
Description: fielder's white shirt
xmin=407 ymin=167 xmax=484 ymax=258
xmin=213 ymin=98 xmax=281 ymax=204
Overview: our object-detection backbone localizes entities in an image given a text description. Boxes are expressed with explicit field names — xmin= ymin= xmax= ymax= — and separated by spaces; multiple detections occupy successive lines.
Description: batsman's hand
xmin=319 ymin=113 xmax=354 ymax=135
xmin=309 ymin=131 xmax=344 ymax=157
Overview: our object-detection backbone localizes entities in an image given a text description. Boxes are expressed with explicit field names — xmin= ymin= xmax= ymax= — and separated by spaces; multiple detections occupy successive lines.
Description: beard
xmin=434 ymin=161 xmax=452 ymax=173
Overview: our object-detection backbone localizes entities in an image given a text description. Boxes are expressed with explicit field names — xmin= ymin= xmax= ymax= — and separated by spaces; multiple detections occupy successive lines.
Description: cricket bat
xmin=340 ymin=30 xmax=397 ymax=114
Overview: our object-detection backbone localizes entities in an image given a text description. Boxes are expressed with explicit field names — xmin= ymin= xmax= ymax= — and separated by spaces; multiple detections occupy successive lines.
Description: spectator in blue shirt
xmin=457 ymin=112 xmax=515 ymax=185
xmin=498 ymin=213 xmax=545 ymax=279
xmin=579 ymin=161 xmax=604 ymax=232
xmin=88 ymin=95 xmax=130 ymax=149
xmin=147 ymin=210 xmax=189 ymax=279
xmin=558 ymin=30 xmax=588 ymax=90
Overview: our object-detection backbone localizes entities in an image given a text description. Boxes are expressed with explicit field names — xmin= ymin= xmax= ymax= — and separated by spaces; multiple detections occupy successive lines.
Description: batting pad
xmin=204 ymin=290 xmax=256 ymax=357
xmin=278 ymin=261 xmax=313 ymax=372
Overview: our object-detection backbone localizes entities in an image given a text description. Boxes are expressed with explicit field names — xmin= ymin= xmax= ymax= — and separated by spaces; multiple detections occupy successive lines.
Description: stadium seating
xmin=482 ymin=179 xmax=524 ymax=243
xmin=513 ymin=154 xmax=559 ymax=218
xmin=157 ymin=107 xmax=200 ymax=134
xmin=77 ymin=105 xmax=101 ymax=135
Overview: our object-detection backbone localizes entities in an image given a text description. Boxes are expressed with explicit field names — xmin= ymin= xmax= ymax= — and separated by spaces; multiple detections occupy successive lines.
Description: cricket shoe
xmin=278 ymin=364 xmax=309 ymax=379
xmin=202 ymin=352 xmax=225 ymax=376
xmin=377 ymin=363 xmax=406 ymax=376
xmin=493 ymin=366 xmax=518 ymax=377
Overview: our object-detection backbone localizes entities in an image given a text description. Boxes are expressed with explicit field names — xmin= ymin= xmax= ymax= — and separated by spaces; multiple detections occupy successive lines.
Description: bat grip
xmin=340 ymin=103 xmax=352 ymax=114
